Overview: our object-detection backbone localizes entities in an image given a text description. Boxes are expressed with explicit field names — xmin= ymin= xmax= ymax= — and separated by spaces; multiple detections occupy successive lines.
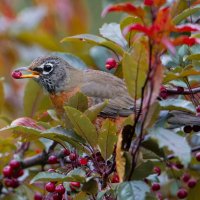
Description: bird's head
xmin=12 ymin=56 xmax=72 ymax=94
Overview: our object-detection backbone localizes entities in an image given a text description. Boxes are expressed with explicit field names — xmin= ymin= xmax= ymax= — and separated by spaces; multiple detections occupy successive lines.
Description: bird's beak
xmin=12 ymin=67 xmax=40 ymax=79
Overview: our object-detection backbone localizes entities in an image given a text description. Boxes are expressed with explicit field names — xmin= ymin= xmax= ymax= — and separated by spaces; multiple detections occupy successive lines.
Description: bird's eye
xmin=43 ymin=63 xmax=53 ymax=74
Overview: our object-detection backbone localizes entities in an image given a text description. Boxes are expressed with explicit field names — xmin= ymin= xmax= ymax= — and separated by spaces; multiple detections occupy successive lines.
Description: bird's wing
xmin=80 ymin=70 xmax=136 ymax=117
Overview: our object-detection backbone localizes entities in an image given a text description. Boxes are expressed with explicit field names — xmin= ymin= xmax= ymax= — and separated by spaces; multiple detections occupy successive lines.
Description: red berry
xmin=55 ymin=184 xmax=65 ymax=195
xmin=193 ymin=125 xmax=200 ymax=132
xmin=112 ymin=173 xmax=119 ymax=183
xmin=79 ymin=157 xmax=88 ymax=166
xmin=3 ymin=166 xmax=13 ymax=177
xmin=153 ymin=166 xmax=161 ymax=176
xmin=45 ymin=182 xmax=56 ymax=192
xmin=62 ymin=148 xmax=70 ymax=156
xmin=196 ymin=105 xmax=200 ymax=113
xmin=34 ymin=192 xmax=43 ymax=200
xmin=9 ymin=160 xmax=21 ymax=169
xmin=175 ymin=163 xmax=184 ymax=169
xmin=105 ymin=58 xmax=118 ymax=70
xmin=183 ymin=125 xmax=193 ymax=133
xmin=196 ymin=152 xmax=200 ymax=161
xmin=13 ymin=169 xmax=24 ymax=178
xmin=70 ymin=182 xmax=80 ymax=188
xmin=4 ymin=178 xmax=19 ymax=188
xmin=181 ymin=173 xmax=190 ymax=183
xmin=177 ymin=188 xmax=188 ymax=199
xmin=52 ymin=192 xmax=62 ymax=200
xmin=11 ymin=71 xmax=22 ymax=79
xmin=69 ymin=153 xmax=77 ymax=161
xmin=160 ymin=86 xmax=168 ymax=99
xmin=151 ymin=183 xmax=160 ymax=191
xmin=48 ymin=155 xmax=58 ymax=164
xmin=188 ymin=178 xmax=197 ymax=188
xmin=144 ymin=0 xmax=153 ymax=6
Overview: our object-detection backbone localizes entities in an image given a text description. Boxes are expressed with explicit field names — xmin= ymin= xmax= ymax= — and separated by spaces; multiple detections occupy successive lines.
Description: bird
xmin=12 ymin=56 xmax=137 ymax=125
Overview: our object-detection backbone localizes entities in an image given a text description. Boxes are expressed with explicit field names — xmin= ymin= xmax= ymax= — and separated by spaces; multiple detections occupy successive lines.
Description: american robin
xmin=12 ymin=56 xmax=137 ymax=123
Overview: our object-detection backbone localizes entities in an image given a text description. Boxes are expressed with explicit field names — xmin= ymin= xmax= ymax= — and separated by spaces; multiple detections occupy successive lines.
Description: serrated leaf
xmin=61 ymin=34 xmax=124 ymax=56
xmin=99 ymin=23 xmax=127 ymax=49
xmin=149 ymin=127 xmax=191 ymax=166
xmin=67 ymin=92 xmax=88 ymax=112
xmin=173 ymin=6 xmax=200 ymax=24
xmin=159 ymin=99 xmax=195 ymax=113
xmin=117 ymin=181 xmax=150 ymax=200
xmin=122 ymin=38 xmax=148 ymax=99
xmin=23 ymin=80 xmax=51 ymax=117
xmin=98 ymin=119 xmax=117 ymax=160
xmin=31 ymin=168 xmax=86 ymax=184
xmin=84 ymin=100 xmax=108 ymax=121
xmin=65 ymin=106 xmax=98 ymax=148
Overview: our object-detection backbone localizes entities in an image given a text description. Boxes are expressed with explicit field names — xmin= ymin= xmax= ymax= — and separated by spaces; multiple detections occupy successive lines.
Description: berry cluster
xmin=183 ymin=125 xmax=200 ymax=133
xmin=2 ymin=160 xmax=24 ymax=189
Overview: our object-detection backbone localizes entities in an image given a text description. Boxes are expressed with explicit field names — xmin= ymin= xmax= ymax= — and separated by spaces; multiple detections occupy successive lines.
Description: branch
xmin=166 ymin=87 xmax=200 ymax=95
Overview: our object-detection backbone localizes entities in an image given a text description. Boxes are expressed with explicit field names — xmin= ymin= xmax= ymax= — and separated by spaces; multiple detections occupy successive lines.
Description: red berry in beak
xmin=11 ymin=71 xmax=22 ymax=79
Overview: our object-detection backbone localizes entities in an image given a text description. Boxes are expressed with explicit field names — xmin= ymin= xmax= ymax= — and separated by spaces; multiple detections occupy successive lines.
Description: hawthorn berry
xmin=183 ymin=125 xmax=192 ymax=133
xmin=177 ymin=188 xmax=188 ymax=199
xmin=13 ymin=169 xmax=24 ymax=178
xmin=45 ymin=182 xmax=56 ymax=192
xmin=4 ymin=178 xmax=19 ymax=188
xmin=34 ymin=192 xmax=43 ymax=200
xmin=62 ymin=148 xmax=70 ymax=156
xmin=196 ymin=105 xmax=200 ymax=113
xmin=193 ymin=125 xmax=200 ymax=132
xmin=48 ymin=155 xmax=58 ymax=164
xmin=151 ymin=183 xmax=160 ymax=191
xmin=69 ymin=153 xmax=77 ymax=161
xmin=175 ymin=163 xmax=184 ymax=169
xmin=195 ymin=152 xmax=200 ymax=161
xmin=105 ymin=58 xmax=118 ymax=70
xmin=181 ymin=173 xmax=190 ymax=183
xmin=188 ymin=178 xmax=197 ymax=188
xmin=9 ymin=160 xmax=21 ymax=169
xmin=153 ymin=166 xmax=161 ymax=176
xmin=70 ymin=182 xmax=81 ymax=191
xmin=52 ymin=192 xmax=62 ymax=200
xmin=3 ymin=166 xmax=13 ymax=177
xmin=159 ymin=86 xmax=168 ymax=99
xmin=79 ymin=157 xmax=88 ymax=166
xmin=112 ymin=174 xmax=119 ymax=183
xmin=11 ymin=71 xmax=22 ymax=79
xmin=55 ymin=184 xmax=65 ymax=195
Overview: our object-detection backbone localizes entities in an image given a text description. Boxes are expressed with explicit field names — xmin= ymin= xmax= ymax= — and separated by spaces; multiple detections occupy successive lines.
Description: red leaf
xmin=123 ymin=24 xmax=151 ymax=36
xmin=144 ymin=0 xmax=154 ymax=6
xmin=174 ymin=24 xmax=200 ymax=32
xmin=101 ymin=3 xmax=144 ymax=18
xmin=11 ymin=117 xmax=45 ymax=131
xmin=172 ymin=36 xmax=197 ymax=46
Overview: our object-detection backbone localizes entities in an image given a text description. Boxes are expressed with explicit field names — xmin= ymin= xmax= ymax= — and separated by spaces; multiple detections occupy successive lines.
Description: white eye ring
xmin=42 ymin=63 xmax=54 ymax=75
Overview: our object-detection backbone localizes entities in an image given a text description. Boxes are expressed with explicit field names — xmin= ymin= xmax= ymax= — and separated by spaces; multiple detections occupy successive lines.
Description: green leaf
xmin=187 ymin=180 xmax=200 ymax=200
xmin=31 ymin=168 xmax=86 ymax=184
xmin=82 ymin=178 xmax=98 ymax=195
xmin=98 ymin=119 xmax=117 ymax=160
xmin=67 ymin=92 xmax=88 ymax=112
xmin=74 ymin=192 xmax=89 ymax=200
xmin=99 ymin=23 xmax=127 ymax=49
xmin=65 ymin=106 xmax=98 ymax=148
xmin=84 ymin=100 xmax=108 ymax=122
xmin=0 ymin=79 xmax=4 ymax=113
xmin=122 ymin=38 xmax=148 ymax=98
xmin=149 ymin=127 xmax=191 ymax=166
xmin=173 ymin=6 xmax=200 ymax=24
xmin=117 ymin=181 xmax=150 ymax=200
xmin=61 ymin=34 xmax=124 ymax=56
xmin=159 ymin=99 xmax=195 ymax=113
xmin=131 ymin=161 xmax=154 ymax=180
xmin=23 ymin=80 xmax=51 ymax=117
xmin=184 ymin=53 xmax=200 ymax=61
